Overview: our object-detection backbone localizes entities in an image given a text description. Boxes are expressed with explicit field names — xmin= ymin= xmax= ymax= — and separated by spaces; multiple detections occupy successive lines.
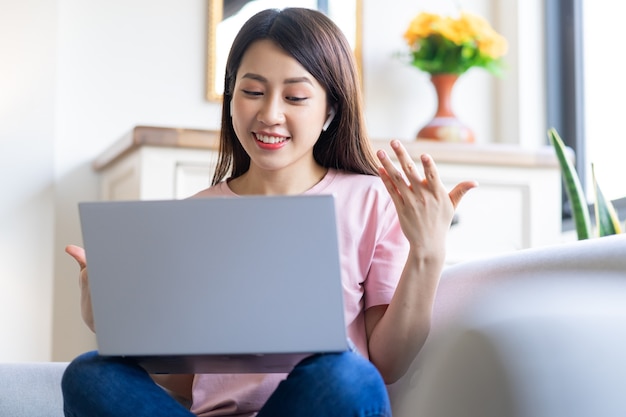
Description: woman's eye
xmin=242 ymin=89 xmax=263 ymax=96
xmin=286 ymin=96 xmax=308 ymax=102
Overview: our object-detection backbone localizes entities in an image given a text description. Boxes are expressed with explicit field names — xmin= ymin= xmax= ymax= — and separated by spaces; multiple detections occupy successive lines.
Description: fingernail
xmin=377 ymin=150 xmax=387 ymax=159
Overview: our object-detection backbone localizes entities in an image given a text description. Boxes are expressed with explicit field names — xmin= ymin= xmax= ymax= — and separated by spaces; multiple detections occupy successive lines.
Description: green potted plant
xmin=548 ymin=127 xmax=623 ymax=239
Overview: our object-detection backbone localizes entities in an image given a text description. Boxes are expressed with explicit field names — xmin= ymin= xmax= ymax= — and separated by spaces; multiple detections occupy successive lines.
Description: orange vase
xmin=417 ymin=73 xmax=475 ymax=143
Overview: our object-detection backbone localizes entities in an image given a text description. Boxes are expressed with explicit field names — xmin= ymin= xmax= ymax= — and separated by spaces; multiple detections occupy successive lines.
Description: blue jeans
xmin=61 ymin=350 xmax=391 ymax=417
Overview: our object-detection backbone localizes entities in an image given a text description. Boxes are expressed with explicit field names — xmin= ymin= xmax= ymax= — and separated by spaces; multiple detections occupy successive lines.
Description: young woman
xmin=63 ymin=8 xmax=476 ymax=417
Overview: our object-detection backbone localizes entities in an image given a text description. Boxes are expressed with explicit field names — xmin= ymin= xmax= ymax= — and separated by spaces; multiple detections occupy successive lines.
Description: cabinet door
xmin=437 ymin=163 xmax=562 ymax=263
xmin=443 ymin=177 xmax=528 ymax=263
xmin=175 ymin=161 xmax=216 ymax=199
xmin=99 ymin=147 xmax=219 ymax=201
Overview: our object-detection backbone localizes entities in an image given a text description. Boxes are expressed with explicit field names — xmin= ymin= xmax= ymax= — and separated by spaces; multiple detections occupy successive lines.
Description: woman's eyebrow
xmin=284 ymin=77 xmax=313 ymax=86
xmin=241 ymin=73 xmax=266 ymax=82
xmin=241 ymin=73 xmax=313 ymax=86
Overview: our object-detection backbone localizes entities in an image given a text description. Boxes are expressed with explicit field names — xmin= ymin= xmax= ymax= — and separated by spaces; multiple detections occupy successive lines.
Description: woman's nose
xmin=257 ymin=97 xmax=285 ymax=126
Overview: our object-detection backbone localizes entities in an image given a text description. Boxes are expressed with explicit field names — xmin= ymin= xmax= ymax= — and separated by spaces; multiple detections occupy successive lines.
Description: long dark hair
xmin=212 ymin=7 xmax=378 ymax=186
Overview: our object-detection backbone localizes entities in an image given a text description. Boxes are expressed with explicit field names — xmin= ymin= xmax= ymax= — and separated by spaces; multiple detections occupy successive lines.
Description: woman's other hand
xmin=65 ymin=244 xmax=96 ymax=333
xmin=376 ymin=140 xmax=478 ymax=262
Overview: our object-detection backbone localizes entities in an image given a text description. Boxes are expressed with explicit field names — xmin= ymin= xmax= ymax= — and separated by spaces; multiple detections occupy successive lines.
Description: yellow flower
xmin=459 ymin=12 xmax=508 ymax=58
xmin=478 ymin=33 xmax=508 ymax=59
xmin=403 ymin=12 xmax=442 ymax=45
xmin=439 ymin=16 xmax=471 ymax=45
xmin=403 ymin=10 xmax=508 ymax=75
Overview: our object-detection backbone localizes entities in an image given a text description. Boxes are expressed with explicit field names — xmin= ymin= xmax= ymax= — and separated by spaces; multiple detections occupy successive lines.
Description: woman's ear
xmin=322 ymin=106 xmax=337 ymax=131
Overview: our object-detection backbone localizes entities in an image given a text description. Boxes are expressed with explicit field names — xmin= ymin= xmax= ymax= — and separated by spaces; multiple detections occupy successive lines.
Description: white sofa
xmin=3 ymin=234 xmax=626 ymax=417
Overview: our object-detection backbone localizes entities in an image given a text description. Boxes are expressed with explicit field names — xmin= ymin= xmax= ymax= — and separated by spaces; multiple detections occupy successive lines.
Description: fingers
xmin=377 ymin=139 xmax=478 ymax=210
xmin=377 ymin=150 xmax=409 ymax=194
xmin=388 ymin=140 xmax=424 ymax=187
xmin=65 ymin=244 xmax=87 ymax=269
xmin=390 ymin=140 xmax=422 ymax=185
xmin=449 ymin=180 xmax=479 ymax=209
xmin=376 ymin=141 xmax=424 ymax=202
xmin=378 ymin=140 xmax=445 ymax=192
xmin=418 ymin=153 xmax=440 ymax=185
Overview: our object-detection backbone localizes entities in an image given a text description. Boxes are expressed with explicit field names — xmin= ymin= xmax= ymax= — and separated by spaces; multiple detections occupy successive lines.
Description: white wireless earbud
xmin=229 ymin=100 xmax=234 ymax=116
xmin=322 ymin=107 xmax=336 ymax=131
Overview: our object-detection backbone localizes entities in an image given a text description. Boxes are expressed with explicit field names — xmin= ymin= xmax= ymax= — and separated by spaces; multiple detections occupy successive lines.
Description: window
xmin=546 ymin=0 xmax=626 ymax=221
xmin=581 ymin=0 xmax=626 ymax=202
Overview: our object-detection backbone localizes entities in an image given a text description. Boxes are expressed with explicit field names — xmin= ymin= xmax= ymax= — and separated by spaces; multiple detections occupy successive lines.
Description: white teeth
xmin=256 ymin=134 xmax=287 ymax=144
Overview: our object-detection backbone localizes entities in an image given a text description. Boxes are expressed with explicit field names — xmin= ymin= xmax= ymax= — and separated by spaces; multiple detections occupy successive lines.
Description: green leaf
xmin=591 ymin=164 xmax=622 ymax=236
xmin=548 ymin=128 xmax=592 ymax=240
xmin=407 ymin=35 xmax=505 ymax=76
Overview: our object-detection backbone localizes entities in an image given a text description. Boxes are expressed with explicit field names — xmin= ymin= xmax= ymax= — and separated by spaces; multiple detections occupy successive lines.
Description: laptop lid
xmin=78 ymin=195 xmax=348 ymax=374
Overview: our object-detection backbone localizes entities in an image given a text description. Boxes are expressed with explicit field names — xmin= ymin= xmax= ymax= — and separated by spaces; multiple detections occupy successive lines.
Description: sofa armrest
xmin=433 ymin=233 xmax=626 ymax=327
xmin=406 ymin=277 xmax=626 ymax=417
xmin=388 ymin=234 xmax=626 ymax=417
xmin=0 ymin=362 xmax=67 ymax=417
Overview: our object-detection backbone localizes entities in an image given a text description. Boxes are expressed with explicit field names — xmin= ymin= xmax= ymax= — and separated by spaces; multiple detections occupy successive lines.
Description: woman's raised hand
xmin=65 ymin=244 xmax=96 ymax=333
xmin=376 ymin=140 xmax=478 ymax=262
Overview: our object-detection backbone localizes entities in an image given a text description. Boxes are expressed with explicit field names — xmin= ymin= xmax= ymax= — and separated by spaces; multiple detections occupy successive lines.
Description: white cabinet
xmin=94 ymin=127 xmax=564 ymax=263
xmin=369 ymin=140 xmax=563 ymax=263
xmin=97 ymin=146 xmax=218 ymax=200
xmin=93 ymin=126 xmax=220 ymax=200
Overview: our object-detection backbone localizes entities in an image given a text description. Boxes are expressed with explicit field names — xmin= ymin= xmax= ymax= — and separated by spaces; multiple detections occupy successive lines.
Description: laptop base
xmin=122 ymin=352 xmax=334 ymax=374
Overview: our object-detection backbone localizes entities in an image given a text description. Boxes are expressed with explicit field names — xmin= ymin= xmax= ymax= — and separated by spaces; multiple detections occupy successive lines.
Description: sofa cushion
xmin=388 ymin=234 xmax=626 ymax=416
xmin=406 ymin=277 xmax=626 ymax=417
xmin=0 ymin=362 xmax=67 ymax=417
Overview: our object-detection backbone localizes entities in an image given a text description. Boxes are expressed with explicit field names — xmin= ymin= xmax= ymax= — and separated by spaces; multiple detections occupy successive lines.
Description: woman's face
xmin=231 ymin=39 xmax=330 ymax=176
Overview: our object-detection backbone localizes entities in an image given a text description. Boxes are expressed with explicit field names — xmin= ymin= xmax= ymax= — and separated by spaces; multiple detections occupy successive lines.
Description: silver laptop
xmin=78 ymin=195 xmax=348 ymax=374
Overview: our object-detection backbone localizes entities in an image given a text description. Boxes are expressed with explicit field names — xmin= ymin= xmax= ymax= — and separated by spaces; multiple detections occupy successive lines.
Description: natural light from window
xmin=583 ymin=0 xmax=626 ymax=201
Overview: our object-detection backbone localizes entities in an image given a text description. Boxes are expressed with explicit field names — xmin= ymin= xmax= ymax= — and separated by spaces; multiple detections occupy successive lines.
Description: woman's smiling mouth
xmin=254 ymin=133 xmax=290 ymax=147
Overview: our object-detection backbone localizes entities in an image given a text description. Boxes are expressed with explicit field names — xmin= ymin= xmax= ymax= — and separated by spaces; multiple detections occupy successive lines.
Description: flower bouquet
xmin=404 ymin=11 xmax=508 ymax=76
xmin=403 ymin=11 xmax=508 ymax=142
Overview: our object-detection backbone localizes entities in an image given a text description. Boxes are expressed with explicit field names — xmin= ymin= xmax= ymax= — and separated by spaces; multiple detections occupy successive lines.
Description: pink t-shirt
xmin=189 ymin=168 xmax=409 ymax=417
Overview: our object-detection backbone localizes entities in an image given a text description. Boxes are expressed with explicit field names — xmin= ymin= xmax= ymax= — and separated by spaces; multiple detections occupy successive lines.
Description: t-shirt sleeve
xmin=363 ymin=198 xmax=409 ymax=309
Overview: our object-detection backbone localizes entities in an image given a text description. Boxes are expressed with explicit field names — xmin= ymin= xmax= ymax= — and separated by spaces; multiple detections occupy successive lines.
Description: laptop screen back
xmin=79 ymin=195 xmax=348 ymax=373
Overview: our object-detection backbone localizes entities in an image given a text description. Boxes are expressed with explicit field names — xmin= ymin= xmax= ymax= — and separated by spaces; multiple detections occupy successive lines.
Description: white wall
xmin=0 ymin=0 xmax=58 ymax=361
xmin=0 ymin=0 xmax=545 ymax=362
xmin=51 ymin=0 xmax=223 ymax=360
